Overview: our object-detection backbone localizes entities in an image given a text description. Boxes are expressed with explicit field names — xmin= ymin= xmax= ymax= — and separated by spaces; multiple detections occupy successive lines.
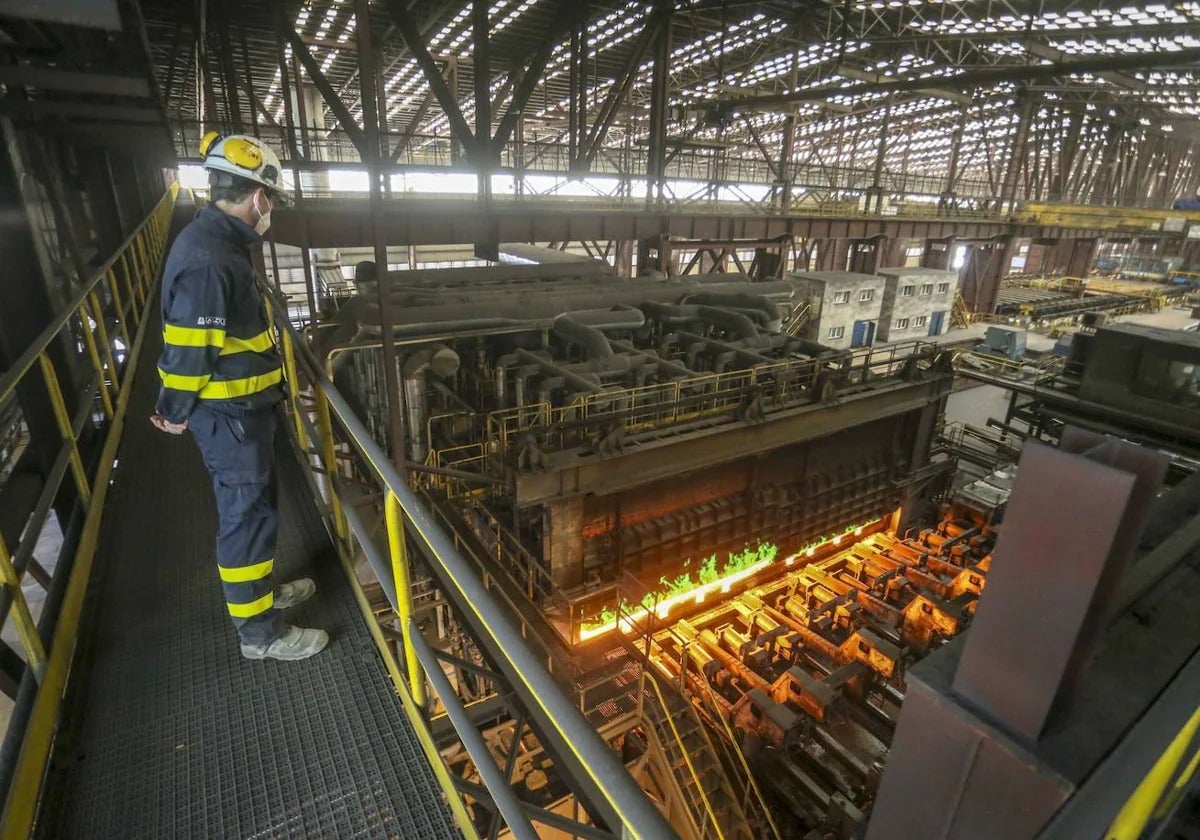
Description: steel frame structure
xmin=138 ymin=0 xmax=1200 ymax=214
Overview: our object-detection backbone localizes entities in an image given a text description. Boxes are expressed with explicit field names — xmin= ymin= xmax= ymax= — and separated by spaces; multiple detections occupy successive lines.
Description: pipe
xmin=494 ymin=363 xmax=507 ymax=407
xmin=639 ymin=300 xmax=703 ymax=328
xmin=561 ymin=304 xmax=646 ymax=332
xmin=402 ymin=344 xmax=461 ymax=463
xmin=514 ymin=349 xmax=605 ymax=395
xmin=674 ymin=329 xmax=777 ymax=370
xmin=694 ymin=305 xmax=760 ymax=341
xmin=683 ymin=292 xmax=783 ymax=331
xmin=610 ymin=340 xmax=696 ymax=380
xmin=431 ymin=379 xmax=474 ymax=414
xmin=552 ymin=314 xmax=616 ymax=360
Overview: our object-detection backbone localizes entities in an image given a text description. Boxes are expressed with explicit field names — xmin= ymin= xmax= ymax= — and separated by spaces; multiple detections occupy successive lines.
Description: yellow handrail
xmin=0 ymin=181 xmax=178 ymax=839
xmin=696 ymin=677 xmax=782 ymax=840
xmin=1106 ymin=706 xmax=1200 ymax=839
xmin=641 ymin=670 xmax=725 ymax=840
xmin=266 ymin=290 xmax=676 ymax=837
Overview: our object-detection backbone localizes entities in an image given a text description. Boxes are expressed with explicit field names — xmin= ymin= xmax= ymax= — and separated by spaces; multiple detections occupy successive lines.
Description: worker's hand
xmin=150 ymin=414 xmax=189 ymax=435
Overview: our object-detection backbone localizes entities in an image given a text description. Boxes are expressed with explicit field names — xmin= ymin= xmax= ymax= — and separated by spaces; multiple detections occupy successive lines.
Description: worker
xmin=150 ymin=132 xmax=328 ymax=661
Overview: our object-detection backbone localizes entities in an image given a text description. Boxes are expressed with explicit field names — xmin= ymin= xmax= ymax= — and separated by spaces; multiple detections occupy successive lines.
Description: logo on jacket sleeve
xmin=196 ymin=316 xmax=227 ymax=327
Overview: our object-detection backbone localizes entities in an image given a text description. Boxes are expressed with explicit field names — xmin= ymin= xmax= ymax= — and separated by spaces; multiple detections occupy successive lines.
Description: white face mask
xmin=252 ymin=191 xmax=272 ymax=235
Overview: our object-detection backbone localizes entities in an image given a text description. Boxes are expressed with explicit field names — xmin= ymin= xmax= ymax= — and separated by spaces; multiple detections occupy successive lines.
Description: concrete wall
xmin=877 ymin=268 xmax=960 ymax=341
xmin=789 ymin=271 xmax=887 ymax=349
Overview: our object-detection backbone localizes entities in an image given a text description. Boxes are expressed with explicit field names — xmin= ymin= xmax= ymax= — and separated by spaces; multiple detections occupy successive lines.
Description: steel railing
xmin=0 ymin=181 xmax=179 ymax=837
xmin=266 ymin=288 xmax=677 ymax=838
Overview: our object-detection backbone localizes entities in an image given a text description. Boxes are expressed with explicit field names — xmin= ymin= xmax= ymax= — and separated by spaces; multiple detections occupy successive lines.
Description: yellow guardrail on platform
xmin=266 ymin=288 xmax=678 ymax=838
xmin=1106 ymin=706 xmax=1200 ymax=840
xmin=0 ymin=181 xmax=178 ymax=838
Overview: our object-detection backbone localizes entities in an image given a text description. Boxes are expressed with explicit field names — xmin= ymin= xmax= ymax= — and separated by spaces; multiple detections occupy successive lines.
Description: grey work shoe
xmin=274 ymin=578 xmax=316 ymax=610
xmin=240 ymin=625 xmax=329 ymax=661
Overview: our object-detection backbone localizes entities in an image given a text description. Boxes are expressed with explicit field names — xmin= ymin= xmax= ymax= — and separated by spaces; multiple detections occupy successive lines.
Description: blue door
xmin=851 ymin=319 xmax=876 ymax=347
xmin=929 ymin=311 xmax=945 ymax=336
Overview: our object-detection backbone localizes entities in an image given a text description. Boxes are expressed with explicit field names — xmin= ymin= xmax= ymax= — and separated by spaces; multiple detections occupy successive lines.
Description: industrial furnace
xmin=320 ymin=257 xmax=954 ymax=616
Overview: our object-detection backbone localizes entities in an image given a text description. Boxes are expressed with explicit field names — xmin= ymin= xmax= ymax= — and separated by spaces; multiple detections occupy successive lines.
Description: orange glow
xmin=576 ymin=518 xmax=881 ymax=643
xmin=577 ymin=553 xmax=777 ymax=641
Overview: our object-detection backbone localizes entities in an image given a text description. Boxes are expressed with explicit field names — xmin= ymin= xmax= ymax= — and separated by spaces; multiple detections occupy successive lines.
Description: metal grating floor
xmin=34 ymin=280 xmax=459 ymax=838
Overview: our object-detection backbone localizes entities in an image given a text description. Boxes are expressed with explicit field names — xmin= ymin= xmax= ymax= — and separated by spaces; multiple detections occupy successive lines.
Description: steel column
xmin=355 ymin=0 xmax=407 ymax=472
xmin=382 ymin=0 xmax=476 ymax=156
xmin=645 ymin=1 xmax=671 ymax=206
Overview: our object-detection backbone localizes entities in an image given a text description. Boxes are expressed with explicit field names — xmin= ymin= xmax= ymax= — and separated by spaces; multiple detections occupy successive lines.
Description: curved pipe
xmin=674 ymin=329 xmax=776 ymax=370
xmin=682 ymin=292 xmax=782 ymax=332
xmin=562 ymin=305 xmax=646 ymax=332
xmin=611 ymin=340 xmax=695 ymax=380
xmin=552 ymin=314 xmax=617 ymax=360
xmin=402 ymin=344 xmax=461 ymax=463
xmin=514 ymin=348 xmax=605 ymax=395
xmin=639 ymin=301 xmax=702 ymax=328
xmin=695 ymin=305 xmax=760 ymax=341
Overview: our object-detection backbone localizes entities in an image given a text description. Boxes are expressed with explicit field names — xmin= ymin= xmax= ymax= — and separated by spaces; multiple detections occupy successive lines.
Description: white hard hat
xmin=199 ymin=131 xmax=291 ymax=202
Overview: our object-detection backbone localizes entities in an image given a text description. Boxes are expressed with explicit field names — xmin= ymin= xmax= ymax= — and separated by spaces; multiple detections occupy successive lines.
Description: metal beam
xmin=474 ymin=0 xmax=492 ymax=161
xmin=0 ymin=101 xmax=164 ymax=123
xmin=645 ymin=0 xmax=672 ymax=202
xmin=283 ymin=28 xmax=367 ymax=157
xmin=272 ymin=4 xmax=302 ymax=162
xmin=1021 ymin=39 xmax=1147 ymax=92
xmin=0 ymin=66 xmax=150 ymax=98
xmin=717 ymin=46 xmax=1200 ymax=111
xmin=355 ymin=0 xmax=407 ymax=470
xmin=836 ymin=64 xmax=972 ymax=105
xmin=213 ymin=1 xmax=244 ymax=132
xmin=379 ymin=0 xmax=476 ymax=155
xmin=580 ymin=8 xmax=662 ymax=167
xmin=493 ymin=4 xmax=578 ymax=152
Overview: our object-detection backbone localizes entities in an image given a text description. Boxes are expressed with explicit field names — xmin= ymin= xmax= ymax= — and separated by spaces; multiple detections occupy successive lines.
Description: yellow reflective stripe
xmin=159 ymin=368 xmax=211 ymax=392
xmin=218 ymin=558 xmax=274 ymax=583
xmin=219 ymin=329 xmax=274 ymax=356
xmin=227 ymin=591 xmax=274 ymax=618
xmin=163 ymin=323 xmax=225 ymax=348
xmin=199 ymin=367 xmax=283 ymax=399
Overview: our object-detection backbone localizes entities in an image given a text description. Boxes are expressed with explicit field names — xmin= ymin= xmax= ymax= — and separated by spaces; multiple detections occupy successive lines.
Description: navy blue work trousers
xmin=189 ymin=403 xmax=284 ymax=646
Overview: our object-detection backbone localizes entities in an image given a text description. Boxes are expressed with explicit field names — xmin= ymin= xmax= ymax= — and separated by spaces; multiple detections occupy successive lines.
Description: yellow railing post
xmin=119 ymin=252 xmax=142 ymax=317
xmin=279 ymin=330 xmax=307 ymax=451
xmin=314 ymin=389 xmax=348 ymax=544
xmin=385 ymin=491 xmax=427 ymax=708
xmin=76 ymin=302 xmax=115 ymax=420
xmin=38 ymin=355 xmax=91 ymax=506
xmin=106 ymin=270 xmax=132 ymax=350
xmin=132 ymin=236 xmax=151 ymax=299
xmin=0 ymin=537 xmax=47 ymax=682
xmin=88 ymin=291 xmax=121 ymax=397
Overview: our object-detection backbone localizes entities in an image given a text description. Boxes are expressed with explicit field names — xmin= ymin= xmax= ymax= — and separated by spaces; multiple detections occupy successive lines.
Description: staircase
xmin=785 ymin=301 xmax=812 ymax=336
xmin=640 ymin=674 xmax=762 ymax=840
xmin=951 ymin=290 xmax=974 ymax=328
